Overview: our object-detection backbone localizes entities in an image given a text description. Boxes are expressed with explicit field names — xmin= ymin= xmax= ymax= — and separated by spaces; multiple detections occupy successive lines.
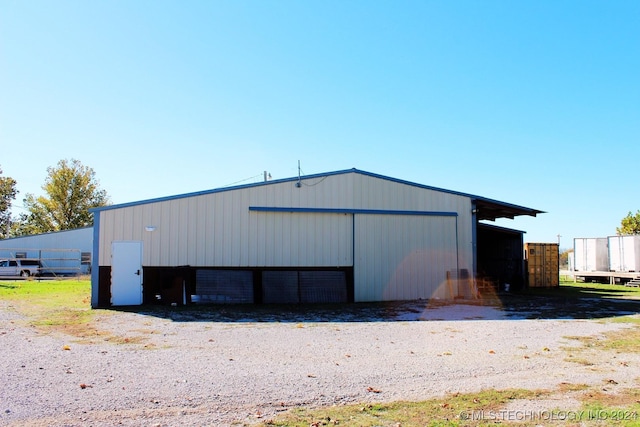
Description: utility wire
xmin=222 ymin=173 xmax=264 ymax=187
xmin=298 ymin=167 xmax=329 ymax=187
xmin=301 ymin=176 xmax=329 ymax=187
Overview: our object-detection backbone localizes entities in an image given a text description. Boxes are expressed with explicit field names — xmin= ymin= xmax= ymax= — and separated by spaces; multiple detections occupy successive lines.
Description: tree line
xmin=0 ymin=159 xmax=109 ymax=239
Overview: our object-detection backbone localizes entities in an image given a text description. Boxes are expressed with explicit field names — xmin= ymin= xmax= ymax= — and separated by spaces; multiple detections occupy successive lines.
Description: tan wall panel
xmin=97 ymin=172 xmax=474 ymax=273
xmin=354 ymin=214 xmax=460 ymax=302
xmin=249 ymin=211 xmax=352 ymax=267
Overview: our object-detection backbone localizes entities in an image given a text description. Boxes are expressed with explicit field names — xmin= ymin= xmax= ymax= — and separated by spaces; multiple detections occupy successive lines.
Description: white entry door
xmin=111 ymin=241 xmax=143 ymax=306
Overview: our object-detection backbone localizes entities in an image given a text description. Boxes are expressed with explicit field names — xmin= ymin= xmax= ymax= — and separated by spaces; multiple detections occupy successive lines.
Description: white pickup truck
xmin=0 ymin=259 xmax=42 ymax=277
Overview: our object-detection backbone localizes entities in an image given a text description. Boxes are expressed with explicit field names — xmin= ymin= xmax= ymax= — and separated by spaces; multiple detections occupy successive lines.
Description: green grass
xmin=566 ymin=325 xmax=640 ymax=354
xmin=578 ymin=388 xmax=640 ymax=427
xmin=0 ymin=278 xmax=91 ymax=310
xmin=262 ymin=389 xmax=541 ymax=427
xmin=260 ymin=386 xmax=640 ymax=426
xmin=526 ymin=279 xmax=640 ymax=300
xmin=0 ymin=279 xmax=157 ymax=344
xmin=0 ymin=279 xmax=97 ymax=338
xmin=609 ymin=315 xmax=640 ymax=325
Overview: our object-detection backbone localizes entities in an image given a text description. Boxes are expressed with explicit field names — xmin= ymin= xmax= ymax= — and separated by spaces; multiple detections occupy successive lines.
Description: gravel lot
xmin=1 ymin=298 xmax=639 ymax=426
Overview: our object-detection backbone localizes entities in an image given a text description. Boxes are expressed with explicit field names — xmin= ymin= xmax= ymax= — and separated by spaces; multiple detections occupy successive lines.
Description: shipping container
xmin=524 ymin=243 xmax=559 ymax=287
xmin=608 ymin=235 xmax=640 ymax=272
xmin=573 ymin=238 xmax=609 ymax=272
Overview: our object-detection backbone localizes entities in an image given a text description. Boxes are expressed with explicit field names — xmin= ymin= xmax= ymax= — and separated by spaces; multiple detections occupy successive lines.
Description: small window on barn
xmin=81 ymin=252 xmax=91 ymax=264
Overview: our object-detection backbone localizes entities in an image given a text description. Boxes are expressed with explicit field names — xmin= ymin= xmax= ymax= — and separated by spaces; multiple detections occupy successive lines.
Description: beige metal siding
xmin=250 ymin=211 xmax=352 ymax=267
xmin=351 ymin=174 xmax=468 ymax=212
xmin=97 ymin=172 xmax=474 ymax=288
xmin=354 ymin=214 xmax=459 ymax=301
xmin=350 ymin=174 xmax=474 ymax=300
xmin=98 ymin=177 xmax=357 ymax=267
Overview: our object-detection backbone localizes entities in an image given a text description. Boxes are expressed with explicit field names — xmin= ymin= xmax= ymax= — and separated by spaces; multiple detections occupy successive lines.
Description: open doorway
xmin=476 ymin=224 xmax=525 ymax=292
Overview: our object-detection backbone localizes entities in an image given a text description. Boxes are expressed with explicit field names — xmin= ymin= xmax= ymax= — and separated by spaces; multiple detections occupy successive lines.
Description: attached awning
xmin=473 ymin=198 xmax=544 ymax=221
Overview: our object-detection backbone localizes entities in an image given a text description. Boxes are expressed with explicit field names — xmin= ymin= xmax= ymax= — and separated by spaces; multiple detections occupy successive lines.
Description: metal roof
xmin=353 ymin=169 xmax=544 ymax=221
xmin=473 ymin=198 xmax=542 ymax=221
xmin=477 ymin=222 xmax=526 ymax=235
xmin=90 ymin=168 xmax=544 ymax=221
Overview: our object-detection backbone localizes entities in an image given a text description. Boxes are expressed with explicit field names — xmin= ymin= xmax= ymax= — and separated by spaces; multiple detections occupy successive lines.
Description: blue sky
xmin=1 ymin=0 xmax=638 ymax=249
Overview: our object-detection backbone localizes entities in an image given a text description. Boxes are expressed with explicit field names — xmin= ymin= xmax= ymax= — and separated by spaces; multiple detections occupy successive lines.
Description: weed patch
xmin=262 ymin=389 xmax=539 ymax=427
xmin=565 ymin=324 xmax=640 ymax=355
xmin=0 ymin=280 xmax=152 ymax=346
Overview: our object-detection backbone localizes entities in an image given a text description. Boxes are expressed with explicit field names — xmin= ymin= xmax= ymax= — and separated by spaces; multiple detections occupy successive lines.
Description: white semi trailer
xmin=574 ymin=237 xmax=609 ymax=282
xmin=608 ymin=235 xmax=640 ymax=272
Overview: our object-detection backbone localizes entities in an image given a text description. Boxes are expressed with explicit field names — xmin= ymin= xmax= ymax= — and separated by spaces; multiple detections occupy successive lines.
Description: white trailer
xmin=568 ymin=251 xmax=574 ymax=271
xmin=608 ymin=235 xmax=640 ymax=272
xmin=574 ymin=237 xmax=609 ymax=272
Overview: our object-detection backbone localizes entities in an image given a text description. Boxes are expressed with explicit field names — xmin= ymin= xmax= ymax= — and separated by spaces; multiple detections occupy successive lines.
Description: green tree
xmin=21 ymin=159 xmax=110 ymax=233
xmin=616 ymin=210 xmax=640 ymax=235
xmin=10 ymin=214 xmax=41 ymax=237
xmin=0 ymin=166 xmax=18 ymax=238
xmin=559 ymin=249 xmax=572 ymax=269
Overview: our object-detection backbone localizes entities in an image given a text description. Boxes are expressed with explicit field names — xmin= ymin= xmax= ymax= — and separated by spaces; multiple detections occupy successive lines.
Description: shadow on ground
xmin=110 ymin=287 xmax=640 ymax=323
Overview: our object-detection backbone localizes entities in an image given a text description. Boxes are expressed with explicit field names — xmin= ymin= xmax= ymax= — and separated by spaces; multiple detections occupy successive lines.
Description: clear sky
xmin=1 ymin=0 xmax=638 ymax=249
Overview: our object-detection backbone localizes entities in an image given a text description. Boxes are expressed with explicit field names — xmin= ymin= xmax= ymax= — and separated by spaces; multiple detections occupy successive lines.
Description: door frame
xmin=111 ymin=241 xmax=143 ymax=306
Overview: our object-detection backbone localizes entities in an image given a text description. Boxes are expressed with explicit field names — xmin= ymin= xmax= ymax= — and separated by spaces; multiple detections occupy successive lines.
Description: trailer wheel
xmin=20 ymin=270 xmax=30 ymax=278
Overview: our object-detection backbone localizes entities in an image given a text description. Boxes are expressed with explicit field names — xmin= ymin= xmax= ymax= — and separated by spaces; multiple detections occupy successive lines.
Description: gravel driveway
xmin=1 ymin=298 xmax=638 ymax=426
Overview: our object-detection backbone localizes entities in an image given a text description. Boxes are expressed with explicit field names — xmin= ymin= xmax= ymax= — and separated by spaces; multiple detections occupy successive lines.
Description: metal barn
xmin=0 ymin=227 xmax=93 ymax=275
xmin=90 ymin=169 xmax=542 ymax=308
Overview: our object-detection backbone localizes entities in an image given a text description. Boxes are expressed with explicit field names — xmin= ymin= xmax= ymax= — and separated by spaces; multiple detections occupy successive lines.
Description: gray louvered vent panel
xmin=196 ymin=270 xmax=254 ymax=304
xmin=299 ymin=271 xmax=347 ymax=303
xmin=262 ymin=271 xmax=299 ymax=304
